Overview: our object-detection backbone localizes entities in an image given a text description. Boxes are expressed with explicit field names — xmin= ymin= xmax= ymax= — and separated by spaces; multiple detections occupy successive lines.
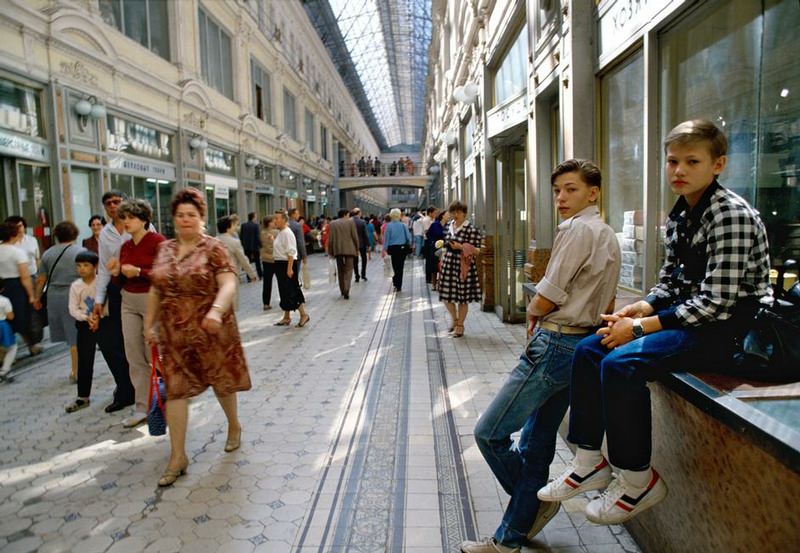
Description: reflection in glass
xmin=659 ymin=0 xmax=799 ymax=273
xmin=0 ymin=80 xmax=44 ymax=138
xmin=602 ymin=51 xmax=644 ymax=290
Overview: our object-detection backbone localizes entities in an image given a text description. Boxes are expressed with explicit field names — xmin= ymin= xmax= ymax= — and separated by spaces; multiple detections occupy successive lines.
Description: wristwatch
xmin=632 ymin=319 xmax=644 ymax=339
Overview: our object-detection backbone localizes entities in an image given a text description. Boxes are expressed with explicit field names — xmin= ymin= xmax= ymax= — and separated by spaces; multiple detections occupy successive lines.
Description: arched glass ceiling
xmin=303 ymin=0 xmax=432 ymax=152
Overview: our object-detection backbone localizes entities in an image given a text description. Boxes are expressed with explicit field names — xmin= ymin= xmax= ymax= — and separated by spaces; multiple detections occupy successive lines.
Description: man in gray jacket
xmin=326 ymin=209 xmax=360 ymax=299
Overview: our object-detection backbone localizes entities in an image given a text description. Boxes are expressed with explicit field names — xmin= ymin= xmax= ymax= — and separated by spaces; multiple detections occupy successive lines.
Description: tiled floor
xmin=0 ymin=253 xmax=641 ymax=553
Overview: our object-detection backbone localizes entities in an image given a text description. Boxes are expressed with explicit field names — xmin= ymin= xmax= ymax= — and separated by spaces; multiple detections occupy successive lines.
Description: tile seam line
xmin=424 ymin=276 xmax=479 ymax=547
xmin=293 ymin=277 xmax=396 ymax=553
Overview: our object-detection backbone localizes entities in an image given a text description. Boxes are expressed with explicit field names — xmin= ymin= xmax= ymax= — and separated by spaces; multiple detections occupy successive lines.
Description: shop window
xmin=283 ymin=88 xmax=297 ymax=141
xmin=494 ymin=24 xmax=528 ymax=107
xmin=17 ymin=164 xmax=53 ymax=252
xmin=204 ymin=148 xmax=236 ymax=176
xmin=198 ymin=8 xmax=233 ymax=100
xmin=320 ymin=125 xmax=329 ymax=161
xmin=106 ymin=115 xmax=173 ymax=162
xmin=659 ymin=0 xmax=800 ymax=278
xmin=251 ymin=59 xmax=272 ymax=124
xmin=100 ymin=0 xmax=170 ymax=60
xmin=0 ymin=80 xmax=44 ymax=138
xmin=109 ymin=174 xmax=175 ymax=238
xmin=305 ymin=108 xmax=315 ymax=153
xmin=601 ymin=51 xmax=645 ymax=290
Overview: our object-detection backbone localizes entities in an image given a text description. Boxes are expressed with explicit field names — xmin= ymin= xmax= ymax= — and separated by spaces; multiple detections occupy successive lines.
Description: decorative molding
xmin=59 ymin=60 xmax=98 ymax=88
xmin=182 ymin=110 xmax=207 ymax=130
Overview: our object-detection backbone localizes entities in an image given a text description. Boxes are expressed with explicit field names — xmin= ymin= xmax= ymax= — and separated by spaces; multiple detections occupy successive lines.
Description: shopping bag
xmin=302 ymin=262 xmax=311 ymax=290
xmin=328 ymin=257 xmax=337 ymax=283
xmin=147 ymin=345 xmax=167 ymax=436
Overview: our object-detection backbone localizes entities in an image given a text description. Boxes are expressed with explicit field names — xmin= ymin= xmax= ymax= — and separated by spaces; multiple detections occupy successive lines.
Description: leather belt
xmin=537 ymin=320 xmax=593 ymax=335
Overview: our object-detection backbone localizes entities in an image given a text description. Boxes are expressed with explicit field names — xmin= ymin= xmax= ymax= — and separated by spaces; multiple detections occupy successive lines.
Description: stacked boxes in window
xmin=619 ymin=210 xmax=644 ymax=289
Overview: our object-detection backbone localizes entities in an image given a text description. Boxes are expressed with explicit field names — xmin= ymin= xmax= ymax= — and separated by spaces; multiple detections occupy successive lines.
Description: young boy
xmin=65 ymin=250 xmax=107 ymax=412
xmin=0 ymin=278 xmax=18 ymax=382
xmin=537 ymin=120 xmax=771 ymax=524
xmin=461 ymin=160 xmax=621 ymax=553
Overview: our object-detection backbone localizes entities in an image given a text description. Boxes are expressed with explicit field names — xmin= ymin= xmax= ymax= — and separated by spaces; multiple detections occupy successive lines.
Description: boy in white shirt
xmin=65 ymin=251 xmax=106 ymax=412
xmin=0 ymin=278 xmax=18 ymax=381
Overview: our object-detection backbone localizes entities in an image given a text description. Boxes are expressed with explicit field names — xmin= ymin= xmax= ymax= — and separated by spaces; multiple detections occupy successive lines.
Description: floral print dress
xmin=150 ymin=235 xmax=251 ymax=400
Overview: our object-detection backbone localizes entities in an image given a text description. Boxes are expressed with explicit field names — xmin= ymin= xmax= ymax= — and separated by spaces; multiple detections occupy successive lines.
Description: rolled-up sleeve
xmin=536 ymin=225 xmax=591 ymax=306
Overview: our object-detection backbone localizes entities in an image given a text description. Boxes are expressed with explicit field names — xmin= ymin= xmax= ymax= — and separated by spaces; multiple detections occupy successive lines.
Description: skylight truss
xmin=303 ymin=0 xmax=432 ymax=151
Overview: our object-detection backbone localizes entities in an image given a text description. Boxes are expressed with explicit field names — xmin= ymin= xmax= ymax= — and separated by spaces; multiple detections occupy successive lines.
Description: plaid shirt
xmin=645 ymin=181 xmax=772 ymax=328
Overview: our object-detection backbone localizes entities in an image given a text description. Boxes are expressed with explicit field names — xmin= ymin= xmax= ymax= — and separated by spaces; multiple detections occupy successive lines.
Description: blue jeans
xmin=474 ymin=328 xmax=588 ymax=547
xmin=567 ymin=328 xmax=737 ymax=470
xmin=414 ymin=235 xmax=424 ymax=256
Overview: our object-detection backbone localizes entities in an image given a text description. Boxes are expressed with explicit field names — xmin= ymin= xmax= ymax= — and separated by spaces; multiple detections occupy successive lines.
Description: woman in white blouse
xmin=0 ymin=222 xmax=36 ymax=357
xmin=271 ymin=211 xmax=310 ymax=327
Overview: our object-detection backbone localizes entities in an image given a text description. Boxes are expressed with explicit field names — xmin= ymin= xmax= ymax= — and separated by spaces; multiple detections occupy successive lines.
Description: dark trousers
xmin=247 ymin=250 xmax=262 ymax=279
xmin=75 ymin=318 xmax=134 ymax=401
xmin=261 ymin=261 xmax=276 ymax=306
xmin=103 ymin=282 xmax=135 ymax=403
xmin=335 ymin=255 xmax=355 ymax=296
xmin=424 ymin=243 xmax=437 ymax=283
xmin=568 ymin=328 xmax=738 ymax=470
xmin=387 ymin=245 xmax=407 ymax=290
xmin=275 ymin=260 xmax=305 ymax=311
xmin=355 ymin=246 xmax=368 ymax=279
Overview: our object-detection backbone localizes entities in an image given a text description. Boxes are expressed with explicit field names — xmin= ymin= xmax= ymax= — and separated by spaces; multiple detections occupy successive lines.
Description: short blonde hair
xmin=389 ymin=208 xmax=402 ymax=221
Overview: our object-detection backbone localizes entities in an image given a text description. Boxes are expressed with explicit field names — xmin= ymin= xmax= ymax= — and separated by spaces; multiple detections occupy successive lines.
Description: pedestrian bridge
xmin=337 ymin=175 xmax=429 ymax=191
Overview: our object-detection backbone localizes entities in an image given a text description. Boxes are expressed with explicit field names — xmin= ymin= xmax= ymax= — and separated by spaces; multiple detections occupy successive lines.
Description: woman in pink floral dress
xmin=145 ymin=188 xmax=251 ymax=487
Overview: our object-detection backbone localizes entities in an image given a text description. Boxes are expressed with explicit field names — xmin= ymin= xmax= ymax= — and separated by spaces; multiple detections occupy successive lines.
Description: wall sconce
xmin=74 ymin=96 xmax=106 ymax=131
xmin=428 ymin=165 xmax=441 ymax=174
xmin=279 ymin=169 xmax=290 ymax=178
xmin=445 ymin=131 xmax=457 ymax=146
xmin=302 ymin=177 xmax=312 ymax=186
xmin=189 ymin=134 xmax=208 ymax=159
xmin=245 ymin=156 xmax=259 ymax=168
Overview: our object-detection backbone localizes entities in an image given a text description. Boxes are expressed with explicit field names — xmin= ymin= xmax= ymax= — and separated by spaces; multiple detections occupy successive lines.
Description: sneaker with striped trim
xmin=537 ymin=458 xmax=612 ymax=502
xmin=585 ymin=469 xmax=668 ymax=525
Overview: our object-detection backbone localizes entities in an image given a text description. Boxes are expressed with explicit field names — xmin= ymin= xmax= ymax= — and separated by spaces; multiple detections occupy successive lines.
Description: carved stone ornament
xmin=183 ymin=111 xmax=207 ymax=129
xmin=59 ymin=61 xmax=98 ymax=88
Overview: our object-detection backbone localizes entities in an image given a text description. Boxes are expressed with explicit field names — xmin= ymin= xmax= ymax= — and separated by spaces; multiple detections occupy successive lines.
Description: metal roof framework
xmin=302 ymin=0 xmax=432 ymax=152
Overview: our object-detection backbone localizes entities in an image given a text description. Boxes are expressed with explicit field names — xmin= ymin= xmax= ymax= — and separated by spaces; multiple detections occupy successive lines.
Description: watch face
xmin=633 ymin=323 xmax=644 ymax=338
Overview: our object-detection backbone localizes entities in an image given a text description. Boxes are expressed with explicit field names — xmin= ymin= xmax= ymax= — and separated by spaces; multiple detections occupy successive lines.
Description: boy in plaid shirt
xmin=538 ymin=119 xmax=771 ymax=524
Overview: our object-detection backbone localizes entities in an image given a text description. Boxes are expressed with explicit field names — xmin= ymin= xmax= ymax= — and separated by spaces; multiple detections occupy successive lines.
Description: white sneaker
xmin=537 ymin=457 xmax=612 ymax=501
xmin=122 ymin=412 xmax=148 ymax=428
xmin=585 ymin=469 xmax=668 ymax=525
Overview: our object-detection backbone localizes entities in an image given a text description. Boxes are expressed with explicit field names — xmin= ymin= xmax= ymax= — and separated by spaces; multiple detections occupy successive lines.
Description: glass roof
xmin=304 ymin=0 xmax=432 ymax=151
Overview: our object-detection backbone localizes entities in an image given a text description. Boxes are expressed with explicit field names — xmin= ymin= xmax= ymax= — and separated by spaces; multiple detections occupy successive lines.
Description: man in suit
xmin=239 ymin=212 xmax=262 ymax=281
xmin=351 ymin=207 xmax=369 ymax=282
xmin=326 ymin=209 xmax=360 ymax=299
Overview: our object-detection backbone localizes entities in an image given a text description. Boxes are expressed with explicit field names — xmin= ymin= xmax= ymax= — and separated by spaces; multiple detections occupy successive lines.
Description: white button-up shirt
xmin=272 ymin=227 xmax=297 ymax=261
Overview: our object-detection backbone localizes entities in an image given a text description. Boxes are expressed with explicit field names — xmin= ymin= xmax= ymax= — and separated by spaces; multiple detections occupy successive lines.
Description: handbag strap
xmin=43 ymin=244 xmax=71 ymax=293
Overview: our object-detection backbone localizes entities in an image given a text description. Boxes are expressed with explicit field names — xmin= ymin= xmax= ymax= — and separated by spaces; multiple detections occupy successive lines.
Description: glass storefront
xmin=601 ymin=51 xmax=645 ymax=290
xmin=110 ymin=174 xmax=175 ymax=237
xmin=204 ymin=146 xmax=238 ymax=232
xmin=659 ymin=0 xmax=800 ymax=276
xmin=0 ymin=79 xmax=45 ymax=138
xmin=106 ymin=114 xmax=173 ymax=162
xmin=18 ymin=163 xmax=53 ymax=252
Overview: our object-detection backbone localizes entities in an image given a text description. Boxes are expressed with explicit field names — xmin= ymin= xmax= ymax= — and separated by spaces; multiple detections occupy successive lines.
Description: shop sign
xmin=598 ymin=0 xmax=670 ymax=59
xmin=256 ymin=185 xmax=274 ymax=194
xmin=487 ymin=92 xmax=527 ymax=138
xmin=285 ymin=190 xmax=299 ymax=199
xmin=306 ymin=195 xmax=316 ymax=202
xmin=0 ymin=130 xmax=48 ymax=162
xmin=205 ymin=173 xmax=238 ymax=191
xmin=108 ymin=155 xmax=176 ymax=180
xmin=214 ymin=182 xmax=230 ymax=200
